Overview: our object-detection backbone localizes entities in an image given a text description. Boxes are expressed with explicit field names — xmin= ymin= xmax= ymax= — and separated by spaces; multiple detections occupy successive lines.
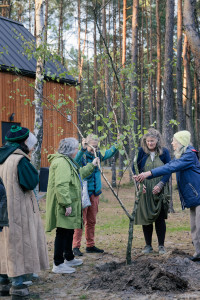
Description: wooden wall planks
xmin=0 ymin=72 xmax=77 ymax=167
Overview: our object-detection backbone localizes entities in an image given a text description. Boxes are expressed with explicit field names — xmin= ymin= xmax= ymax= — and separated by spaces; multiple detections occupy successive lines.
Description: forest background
xmin=1 ymin=0 xmax=200 ymax=185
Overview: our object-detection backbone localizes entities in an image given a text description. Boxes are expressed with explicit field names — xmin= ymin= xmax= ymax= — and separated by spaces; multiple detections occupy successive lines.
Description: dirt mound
xmin=88 ymin=252 xmax=200 ymax=294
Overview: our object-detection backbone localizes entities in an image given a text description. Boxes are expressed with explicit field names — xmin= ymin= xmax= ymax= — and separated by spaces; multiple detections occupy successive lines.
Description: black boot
xmin=10 ymin=284 xmax=29 ymax=300
xmin=0 ymin=280 xmax=11 ymax=296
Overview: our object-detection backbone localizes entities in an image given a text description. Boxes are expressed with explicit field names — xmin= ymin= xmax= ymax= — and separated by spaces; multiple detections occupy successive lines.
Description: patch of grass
xmin=99 ymin=194 xmax=109 ymax=203
xmin=166 ymin=226 xmax=190 ymax=233
xmin=96 ymin=215 xmax=129 ymax=232
xmin=80 ymin=295 xmax=88 ymax=299
xmin=119 ymin=181 xmax=134 ymax=189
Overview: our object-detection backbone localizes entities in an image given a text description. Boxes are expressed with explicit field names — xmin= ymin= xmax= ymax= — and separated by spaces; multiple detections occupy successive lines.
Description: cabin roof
xmin=0 ymin=16 xmax=77 ymax=85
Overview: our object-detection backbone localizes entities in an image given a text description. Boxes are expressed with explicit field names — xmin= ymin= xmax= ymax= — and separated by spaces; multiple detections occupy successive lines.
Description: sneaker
xmin=158 ymin=245 xmax=166 ymax=254
xmin=22 ymin=280 xmax=33 ymax=286
xmin=52 ymin=263 xmax=75 ymax=274
xmin=73 ymin=247 xmax=83 ymax=256
xmin=64 ymin=258 xmax=83 ymax=267
xmin=141 ymin=245 xmax=153 ymax=254
xmin=86 ymin=246 xmax=104 ymax=253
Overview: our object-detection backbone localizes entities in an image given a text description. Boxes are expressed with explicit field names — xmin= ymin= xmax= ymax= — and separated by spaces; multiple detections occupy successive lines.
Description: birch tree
xmin=32 ymin=0 xmax=45 ymax=171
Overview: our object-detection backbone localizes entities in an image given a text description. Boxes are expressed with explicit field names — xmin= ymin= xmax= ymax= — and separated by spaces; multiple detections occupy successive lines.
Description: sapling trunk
xmin=126 ymin=184 xmax=142 ymax=264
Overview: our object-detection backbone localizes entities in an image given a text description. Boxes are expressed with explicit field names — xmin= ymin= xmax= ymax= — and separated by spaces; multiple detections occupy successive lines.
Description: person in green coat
xmin=46 ymin=137 xmax=99 ymax=274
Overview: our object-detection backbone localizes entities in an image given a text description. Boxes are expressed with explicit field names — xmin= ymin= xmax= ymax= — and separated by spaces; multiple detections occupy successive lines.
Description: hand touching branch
xmin=92 ymin=157 xmax=100 ymax=166
xmin=133 ymin=171 xmax=152 ymax=182
xmin=82 ymin=138 xmax=87 ymax=150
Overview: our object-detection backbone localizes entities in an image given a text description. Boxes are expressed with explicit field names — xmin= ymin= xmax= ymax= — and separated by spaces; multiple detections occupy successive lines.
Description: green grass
xmin=96 ymin=215 xmax=129 ymax=232
xmin=99 ymin=194 xmax=109 ymax=203
xmin=79 ymin=295 xmax=88 ymax=299
xmin=119 ymin=181 xmax=134 ymax=189
xmin=166 ymin=225 xmax=190 ymax=232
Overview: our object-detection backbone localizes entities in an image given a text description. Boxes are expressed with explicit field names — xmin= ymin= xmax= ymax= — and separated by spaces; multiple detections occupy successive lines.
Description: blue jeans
xmin=0 ymin=274 xmax=24 ymax=286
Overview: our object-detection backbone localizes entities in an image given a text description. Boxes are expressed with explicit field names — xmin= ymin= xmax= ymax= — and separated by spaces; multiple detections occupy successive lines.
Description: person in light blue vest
xmin=73 ymin=134 xmax=119 ymax=256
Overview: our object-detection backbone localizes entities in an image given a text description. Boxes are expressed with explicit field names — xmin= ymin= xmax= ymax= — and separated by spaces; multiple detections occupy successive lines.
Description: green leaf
xmin=98 ymin=126 xmax=104 ymax=132
xmin=119 ymin=149 xmax=125 ymax=155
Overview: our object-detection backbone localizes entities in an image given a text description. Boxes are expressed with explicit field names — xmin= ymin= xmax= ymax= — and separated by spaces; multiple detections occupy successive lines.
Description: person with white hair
xmin=72 ymin=134 xmax=119 ymax=256
xmin=135 ymin=130 xmax=200 ymax=261
xmin=45 ymin=137 xmax=99 ymax=274
xmin=0 ymin=125 xmax=49 ymax=300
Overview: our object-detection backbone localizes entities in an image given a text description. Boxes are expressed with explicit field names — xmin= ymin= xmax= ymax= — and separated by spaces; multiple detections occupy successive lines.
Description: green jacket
xmin=45 ymin=153 xmax=95 ymax=232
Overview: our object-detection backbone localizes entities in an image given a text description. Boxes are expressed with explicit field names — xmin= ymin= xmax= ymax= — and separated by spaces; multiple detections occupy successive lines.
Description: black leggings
xmin=142 ymin=207 xmax=166 ymax=246
xmin=54 ymin=227 xmax=74 ymax=266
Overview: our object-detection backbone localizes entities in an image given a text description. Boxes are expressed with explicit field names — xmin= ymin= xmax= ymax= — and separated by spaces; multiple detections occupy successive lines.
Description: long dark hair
xmin=19 ymin=141 xmax=29 ymax=154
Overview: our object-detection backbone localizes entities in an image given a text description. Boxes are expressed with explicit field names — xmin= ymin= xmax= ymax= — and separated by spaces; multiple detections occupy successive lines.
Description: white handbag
xmin=82 ymin=180 xmax=91 ymax=209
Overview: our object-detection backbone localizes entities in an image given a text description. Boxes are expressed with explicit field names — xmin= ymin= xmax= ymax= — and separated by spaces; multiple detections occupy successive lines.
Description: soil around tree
xmin=88 ymin=249 xmax=200 ymax=296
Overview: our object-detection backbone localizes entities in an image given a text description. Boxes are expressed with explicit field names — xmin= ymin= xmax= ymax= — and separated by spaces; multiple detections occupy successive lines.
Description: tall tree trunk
xmin=119 ymin=0 xmax=126 ymax=178
xmin=162 ymin=0 xmax=175 ymax=214
xmin=130 ymin=0 xmax=138 ymax=133
xmin=162 ymin=0 xmax=174 ymax=155
xmin=34 ymin=2 xmax=36 ymax=37
xmin=29 ymin=0 xmax=32 ymax=32
xmin=148 ymin=0 xmax=153 ymax=125
xmin=102 ymin=0 xmax=116 ymax=187
xmin=194 ymin=73 xmax=200 ymax=149
xmin=118 ymin=0 xmax=122 ymax=64
xmin=145 ymin=0 xmax=153 ymax=125
xmin=32 ymin=0 xmax=45 ymax=173
xmin=44 ymin=0 xmax=48 ymax=44
xmin=58 ymin=0 xmax=63 ymax=61
xmin=113 ymin=0 xmax=117 ymax=106
xmin=78 ymin=0 xmax=81 ymax=81
xmin=129 ymin=0 xmax=138 ymax=181
xmin=182 ymin=35 xmax=195 ymax=145
xmin=127 ymin=0 xmax=139 ymax=259
xmin=93 ymin=18 xmax=98 ymax=134
xmin=156 ymin=0 xmax=161 ymax=131
xmin=149 ymin=3 xmax=154 ymax=122
xmin=140 ymin=6 xmax=144 ymax=131
xmin=183 ymin=0 xmax=200 ymax=83
xmin=77 ymin=0 xmax=81 ymax=131
xmin=1 ymin=0 xmax=11 ymax=18
xmin=176 ymin=0 xmax=184 ymax=130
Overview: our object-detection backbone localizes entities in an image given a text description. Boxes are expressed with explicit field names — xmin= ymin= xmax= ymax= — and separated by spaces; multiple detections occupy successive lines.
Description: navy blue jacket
xmin=132 ymin=147 xmax=171 ymax=184
xmin=151 ymin=146 xmax=200 ymax=209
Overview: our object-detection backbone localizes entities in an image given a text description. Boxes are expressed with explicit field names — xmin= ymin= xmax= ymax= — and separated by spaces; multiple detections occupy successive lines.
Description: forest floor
xmin=3 ymin=169 xmax=200 ymax=300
